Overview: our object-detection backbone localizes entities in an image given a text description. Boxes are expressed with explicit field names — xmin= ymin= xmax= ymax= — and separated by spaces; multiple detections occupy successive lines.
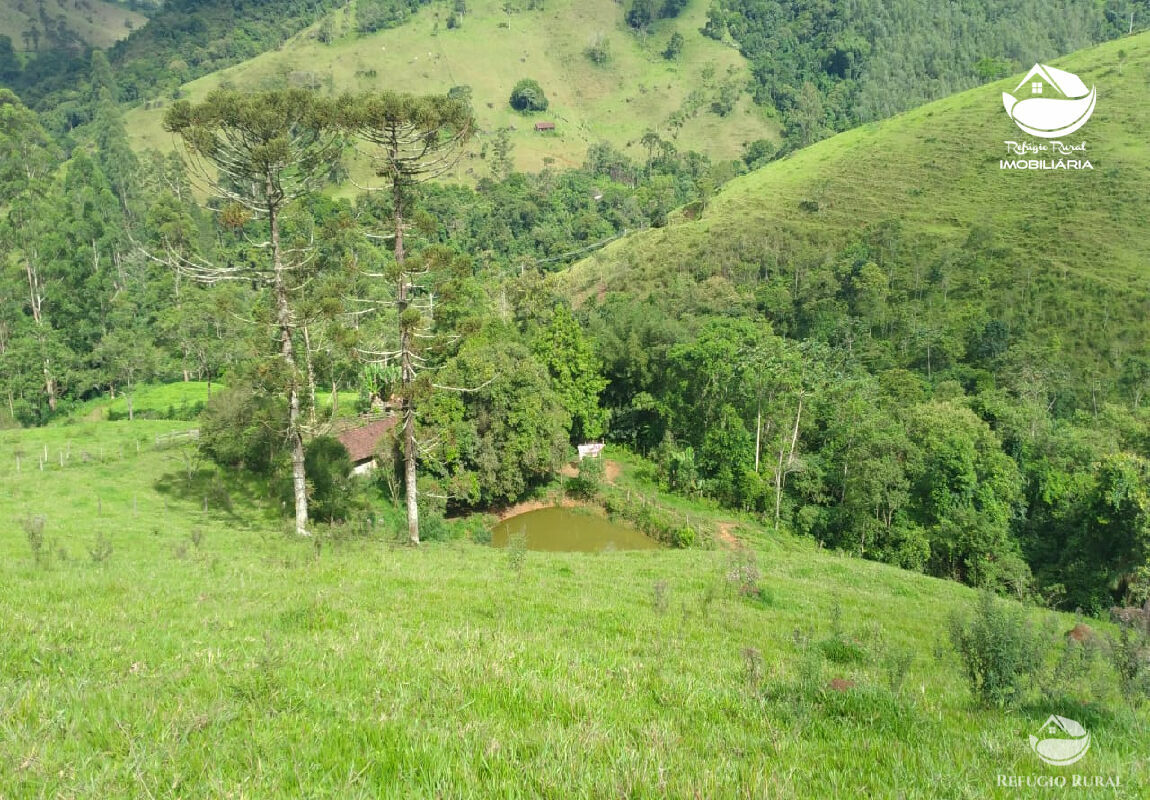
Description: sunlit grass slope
xmin=563 ymin=34 xmax=1150 ymax=375
xmin=59 ymin=381 xmax=360 ymax=423
xmin=0 ymin=0 xmax=145 ymax=51
xmin=123 ymin=0 xmax=777 ymax=181
xmin=1 ymin=423 xmax=1147 ymax=796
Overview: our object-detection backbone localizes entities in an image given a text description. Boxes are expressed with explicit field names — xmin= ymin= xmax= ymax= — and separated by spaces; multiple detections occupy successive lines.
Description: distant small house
xmin=577 ymin=442 xmax=605 ymax=461
xmin=336 ymin=417 xmax=397 ymax=475
xmin=534 ymin=121 xmax=556 ymax=132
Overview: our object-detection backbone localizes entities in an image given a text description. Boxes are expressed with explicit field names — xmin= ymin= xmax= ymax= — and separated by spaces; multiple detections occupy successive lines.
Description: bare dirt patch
xmin=716 ymin=521 xmax=743 ymax=549
xmin=493 ymin=496 xmax=598 ymax=522
xmin=558 ymin=458 xmax=621 ymax=483
xmin=603 ymin=459 xmax=621 ymax=483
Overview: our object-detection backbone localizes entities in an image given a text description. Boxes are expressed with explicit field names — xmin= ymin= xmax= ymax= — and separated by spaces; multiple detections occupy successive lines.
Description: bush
xmin=108 ymin=399 xmax=205 ymax=422
xmin=198 ymin=385 xmax=285 ymax=474
xmin=949 ymin=591 xmax=1043 ymax=707
xmin=819 ymin=636 xmax=868 ymax=664
xmin=22 ymin=515 xmax=46 ymax=566
xmin=585 ymin=34 xmax=611 ymax=65
xmin=1107 ymin=623 xmax=1150 ymax=706
xmin=566 ymin=456 xmax=604 ymax=499
xmin=509 ymin=78 xmax=548 ymax=112
xmin=742 ymin=138 xmax=776 ymax=169
xmin=303 ymin=436 xmax=355 ymax=523
xmin=670 ymin=525 xmax=696 ymax=548
xmin=417 ymin=512 xmax=460 ymax=543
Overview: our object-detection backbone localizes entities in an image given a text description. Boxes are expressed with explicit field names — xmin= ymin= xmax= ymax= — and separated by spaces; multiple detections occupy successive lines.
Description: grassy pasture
xmin=123 ymin=0 xmax=778 ymax=184
xmin=60 ymin=381 xmax=360 ymax=423
xmin=1 ymin=425 xmax=1147 ymax=797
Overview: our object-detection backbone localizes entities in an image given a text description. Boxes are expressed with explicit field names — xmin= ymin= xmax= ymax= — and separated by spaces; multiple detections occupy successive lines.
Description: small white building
xmin=577 ymin=442 xmax=605 ymax=461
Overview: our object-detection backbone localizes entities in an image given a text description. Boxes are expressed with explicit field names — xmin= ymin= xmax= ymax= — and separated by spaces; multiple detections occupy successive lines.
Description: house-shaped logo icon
xmin=1028 ymin=714 xmax=1091 ymax=766
xmin=1002 ymin=64 xmax=1096 ymax=138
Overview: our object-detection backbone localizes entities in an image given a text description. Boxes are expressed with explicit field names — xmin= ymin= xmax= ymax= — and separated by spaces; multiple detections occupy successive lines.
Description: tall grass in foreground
xmin=0 ymin=424 xmax=1147 ymax=797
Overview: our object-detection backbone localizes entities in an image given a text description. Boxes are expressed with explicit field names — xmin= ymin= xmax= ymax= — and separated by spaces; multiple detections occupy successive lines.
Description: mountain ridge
xmin=561 ymin=32 xmax=1150 ymax=392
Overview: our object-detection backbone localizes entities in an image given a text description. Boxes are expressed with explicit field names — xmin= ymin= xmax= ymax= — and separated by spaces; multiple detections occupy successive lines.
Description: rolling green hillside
xmin=123 ymin=0 xmax=778 ymax=178
xmin=562 ymin=33 xmax=1150 ymax=394
xmin=0 ymin=0 xmax=146 ymax=51
xmin=2 ymin=423 xmax=1147 ymax=796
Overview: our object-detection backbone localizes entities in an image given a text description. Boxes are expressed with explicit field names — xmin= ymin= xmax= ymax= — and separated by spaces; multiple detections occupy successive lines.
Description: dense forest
xmin=2 ymin=6 xmax=1150 ymax=619
xmin=707 ymin=0 xmax=1147 ymax=150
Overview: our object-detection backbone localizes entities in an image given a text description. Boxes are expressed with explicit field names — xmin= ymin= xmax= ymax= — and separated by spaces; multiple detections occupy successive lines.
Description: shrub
xmin=883 ymin=647 xmax=916 ymax=694
xmin=22 ymin=515 xmax=46 ymax=566
xmin=742 ymin=138 xmax=776 ymax=169
xmin=566 ymin=456 xmax=604 ymax=499
xmin=1107 ymin=623 xmax=1150 ymax=706
xmin=507 ymin=531 xmax=527 ymax=572
xmin=652 ymin=579 xmax=670 ymax=615
xmin=670 ymin=525 xmax=696 ymax=548
xmin=89 ymin=532 xmax=113 ymax=564
xmin=509 ymin=78 xmax=548 ymax=112
xmin=949 ymin=591 xmax=1043 ymax=707
xmin=819 ymin=636 xmax=868 ymax=664
xmin=198 ymin=384 xmax=285 ymax=474
xmin=418 ymin=512 xmax=460 ymax=543
xmin=302 ymin=436 xmax=354 ymax=523
xmin=585 ymin=34 xmax=611 ymax=65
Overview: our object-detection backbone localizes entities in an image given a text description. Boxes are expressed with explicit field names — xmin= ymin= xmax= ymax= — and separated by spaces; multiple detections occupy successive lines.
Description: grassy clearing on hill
xmin=60 ymin=381 xmax=360 ymax=423
xmin=0 ymin=0 xmax=145 ymax=51
xmin=123 ymin=0 xmax=777 ymax=182
xmin=1 ymin=422 xmax=1147 ymax=796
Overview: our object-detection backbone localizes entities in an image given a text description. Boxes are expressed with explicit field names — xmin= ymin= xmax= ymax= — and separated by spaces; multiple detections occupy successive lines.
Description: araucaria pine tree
xmin=162 ymin=89 xmax=344 ymax=536
xmin=338 ymin=92 xmax=473 ymax=544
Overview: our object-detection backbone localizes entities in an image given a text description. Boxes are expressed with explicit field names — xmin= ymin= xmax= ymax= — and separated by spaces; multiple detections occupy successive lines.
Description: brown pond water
xmin=491 ymin=507 xmax=659 ymax=552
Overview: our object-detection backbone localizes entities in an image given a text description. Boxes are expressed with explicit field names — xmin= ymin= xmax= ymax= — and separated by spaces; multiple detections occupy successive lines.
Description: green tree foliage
xmin=422 ymin=334 xmax=571 ymax=507
xmin=712 ymin=0 xmax=1141 ymax=151
xmin=302 ymin=436 xmax=356 ymax=522
xmin=532 ymin=305 xmax=608 ymax=443
xmin=904 ymin=402 xmax=1028 ymax=592
xmin=336 ymin=90 xmax=474 ymax=543
xmin=663 ymin=31 xmax=684 ymax=60
xmin=164 ymin=88 xmax=346 ymax=536
xmin=109 ymin=0 xmax=350 ymax=102
xmin=585 ymin=34 xmax=611 ymax=65
xmin=357 ymin=0 xmax=435 ymax=33
xmin=199 ymin=385 xmax=287 ymax=474
xmin=509 ymin=78 xmax=549 ymax=112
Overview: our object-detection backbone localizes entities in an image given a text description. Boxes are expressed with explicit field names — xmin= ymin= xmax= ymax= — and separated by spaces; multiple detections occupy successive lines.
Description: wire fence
xmin=0 ymin=429 xmax=200 ymax=478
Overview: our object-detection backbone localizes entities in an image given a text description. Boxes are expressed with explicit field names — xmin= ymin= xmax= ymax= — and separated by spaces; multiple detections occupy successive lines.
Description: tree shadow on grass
xmin=153 ymin=465 xmax=284 ymax=526
xmin=1017 ymin=696 xmax=1145 ymax=738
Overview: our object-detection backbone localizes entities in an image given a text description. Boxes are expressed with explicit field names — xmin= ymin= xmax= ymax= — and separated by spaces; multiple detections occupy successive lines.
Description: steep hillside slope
xmin=123 ymin=0 xmax=778 ymax=177
xmin=0 ymin=0 xmax=145 ymax=51
xmin=562 ymin=33 xmax=1150 ymax=394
